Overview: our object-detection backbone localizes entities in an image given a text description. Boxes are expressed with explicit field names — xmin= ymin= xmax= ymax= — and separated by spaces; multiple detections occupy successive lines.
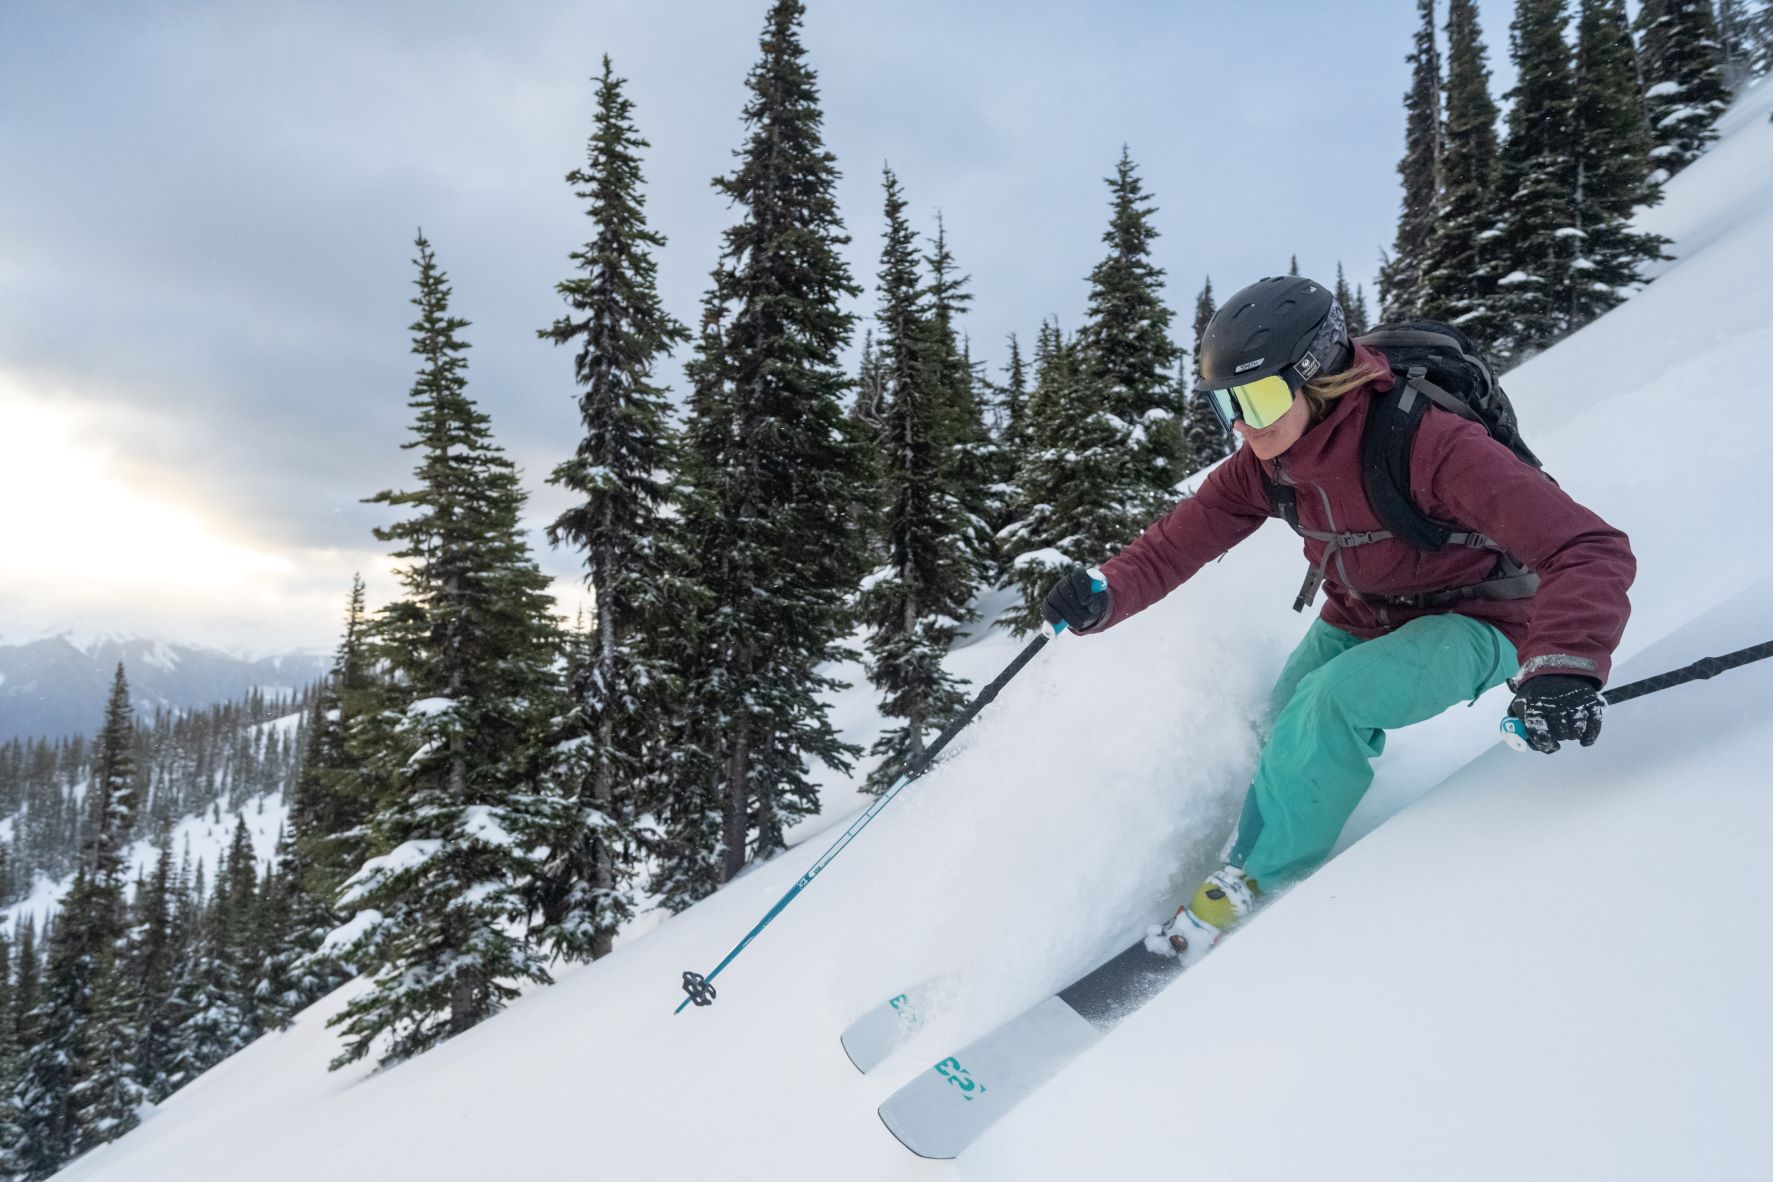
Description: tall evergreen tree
xmin=127 ymin=842 xmax=181 ymax=1101
xmin=1351 ymin=283 xmax=1372 ymax=334
xmin=1332 ymin=264 xmax=1374 ymax=336
xmin=1636 ymin=0 xmax=1730 ymax=177
xmin=12 ymin=666 xmax=145 ymax=1176
xmin=171 ymin=838 xmax=253 ymax=1086
xmin=859 ymin=167 xmax=973 ymax=794
xmin=1000 ymin=318 xmax=1138 ymax=631
xmin=534 ymin=55 xmax=690 ymax=964
xmin=923 ymin=213 xmax=996 ymax=577
xmin=289 ymin=575 xmax=380 ymax=912
xmin=853 ymin=328 xmax=886 ymax=428
xmin=327 ymin=233 xmax=562 ymax=1068
xmin=1184 ymin=277 xmax=1231 ymax=469
xmin=1716 ymin=0 xmax=1758 ymax=88
xmin=1333 ymin=263 xmax=1359 ymax=324
xmin=1748 ymin=1 xmax=1773 ymax=79
xmin=1490 ymin=0 xmax=1580 ymax=361
xmin=1420 ymin=0 xmax=1507 ymax=345
xmin=1380 ymin=0 xmax=1444 ymax=321
xmin=0 ymin=932 xmax=18 ymax=1169
xmin=1077 ymin=147 xmax=1187 ymax=519
xmin=984 ymin=333 xmax=1034 ymax=576
xmin=1569 ymin=0 xmax=1670 ymax=328
xmin=998 ymin=333 xmax=1032 ymax=462
xmin=654 ymin=0 xmax=870 ymax=899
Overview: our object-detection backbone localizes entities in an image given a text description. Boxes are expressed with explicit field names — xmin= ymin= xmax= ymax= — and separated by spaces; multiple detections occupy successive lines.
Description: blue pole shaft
xmin=676 ymin=628 xmax=1057 ymax=1012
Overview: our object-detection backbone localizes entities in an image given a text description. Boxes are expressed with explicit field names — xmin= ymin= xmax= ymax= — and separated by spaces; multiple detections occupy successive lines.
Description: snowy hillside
xmin=55 ymin=82 xmax=1773 ymax=1182
xmin=3 ymin=711 xmax=301 ymax=931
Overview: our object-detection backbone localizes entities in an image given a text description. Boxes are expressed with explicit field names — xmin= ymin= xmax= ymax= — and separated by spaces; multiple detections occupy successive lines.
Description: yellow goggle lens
xmin=1210 ymin=374 xmax=1295 ymax=430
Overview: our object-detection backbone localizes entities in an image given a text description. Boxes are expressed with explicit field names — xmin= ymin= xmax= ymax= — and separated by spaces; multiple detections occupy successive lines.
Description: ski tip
xmin=839 ymin=1032 xmax=873 ymax=1075
xmin=878 ymin=1104 xmax=958 ymax=1160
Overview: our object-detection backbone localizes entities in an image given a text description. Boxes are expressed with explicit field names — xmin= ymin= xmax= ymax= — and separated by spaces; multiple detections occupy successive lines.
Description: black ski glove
xmin=1507 ymin=673 xmax=1604 ymax=754
xmin=1041 ymin=567 xmax=1110 ymax=633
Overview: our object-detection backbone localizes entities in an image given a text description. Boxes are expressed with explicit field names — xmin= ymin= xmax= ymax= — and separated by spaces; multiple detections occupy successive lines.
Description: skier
xmin=1041 ymin=276 xmax=1635 ymax=960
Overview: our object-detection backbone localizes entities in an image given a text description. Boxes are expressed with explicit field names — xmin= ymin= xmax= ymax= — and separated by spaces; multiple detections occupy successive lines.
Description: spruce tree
xmin=853 ymin=328 xmax=886 ymax=428
xmin=14 ymin=872 xmax=91 ymax=1176
xmin=1636 ymin=0 xmax=1730 ymax=178
xmin=1001 ymin=319 xmax=1139 ymax=631
xmin=328 ymin=233 xmax=561 ymax=1068
xmin=1184 ymin=277 xmax=1231 ymax=468
xmin=923 ymin=214 xmax=996 ymax=578
xmin=1717 ymin=0 xmax=1757 ymax=88
xmin=1490 ymin=0 xmax=1580 ymax=361
xmin=534 ymin=55 xmax=690 ymax=963
xmin=289 ymin=575 xmax=380 ymax=911
xmin=1333 ymin=263 xmax=1359 ymax=324
xmin=1351 ymin=283 xmax=1372 ymax=335
xmin=12 ymin=666 xmax=145 ymax=1175
xmin=1420 ymin=0 xmax=1508 ymax=346
xmin=1380 ymin=0 xmax=1444 ymax=321
xmin=859 ymin=168 xmax=973 ymax=793
xmin=170 ymin=844 xmax=251 ymax=1086
xmin=1569 ymin=0 xmax=1670 ymax=328
xmin=656 ymin=0 xmax=870 ymax=898
xmin=0 ymin=932 xmax=19 ymax=1170
xmin=129 ymin=842 xmax=182 ymax=1101
xmin=264 ymin=579 xmax=375 ymax=1026
xmin=1749 ymin=2 xmax=1773 ymax=79
xmin=1077 ymin=147 xmax=1186 ymax=520
xmin=999 ymin=333 xmax=1032 ymax=462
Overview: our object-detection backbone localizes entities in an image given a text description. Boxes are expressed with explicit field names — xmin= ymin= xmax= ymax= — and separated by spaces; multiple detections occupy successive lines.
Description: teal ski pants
xmin=1227 ymin=614 xmax=1518 ymax=888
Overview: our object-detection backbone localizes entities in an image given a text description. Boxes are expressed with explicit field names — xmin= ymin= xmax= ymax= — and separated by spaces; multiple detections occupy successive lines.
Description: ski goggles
xmin=1205 ymin=373 xmax=1299 ymax=432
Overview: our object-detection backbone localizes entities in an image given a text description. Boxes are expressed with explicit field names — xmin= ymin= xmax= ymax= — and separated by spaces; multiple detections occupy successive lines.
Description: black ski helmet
xmin=1196 ymin=276 xmax=1349 ymax=392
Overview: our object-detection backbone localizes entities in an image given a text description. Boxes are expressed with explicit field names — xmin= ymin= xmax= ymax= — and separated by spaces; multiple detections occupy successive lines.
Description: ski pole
xmin=676 ymin=606 xmax=1089 ymax=1014
xmin=1501 ymin=638 xmax=1773 ymax=752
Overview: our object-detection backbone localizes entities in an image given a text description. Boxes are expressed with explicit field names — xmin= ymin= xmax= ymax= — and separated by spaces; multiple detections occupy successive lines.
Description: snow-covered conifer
xmin=328 ymin=234 xmax=562 ymax=1067
xmin=1420 ymin=0 xmax=1507 ymax=346
xmin=1568 ymin=0 xmax=1670 ymax=329
xmin=1077 ymin=147 xmax=1187 ymax=523
xmin=655 ymin=0 xmax=871 ymax=897
xmin=859 ymin=168 xmax=974 ymax=793
xmin=1380 ymin=0 xmax=1444 ymax=321
xmin=1636 ymin=0 xmax=1731 ymax=178
xmin=534 ymin=56 xmax=689 ymax=963
xmin=1489 ymin=0 xmax=1580 ymax=361
xmin=1184 ymin=277 xmax=1231 ymax=470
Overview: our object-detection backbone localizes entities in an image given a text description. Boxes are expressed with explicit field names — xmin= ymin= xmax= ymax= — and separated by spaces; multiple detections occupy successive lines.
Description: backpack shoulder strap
xmin=1259 ymin=466 xmax=1301 ymax=534
xmin=1361 ymin=376 xmax=1454 ymax=552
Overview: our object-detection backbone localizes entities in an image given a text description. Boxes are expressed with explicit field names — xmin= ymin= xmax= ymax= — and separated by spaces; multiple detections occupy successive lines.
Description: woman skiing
xmin=1040 ymin=275 xmax=1635 ymax=960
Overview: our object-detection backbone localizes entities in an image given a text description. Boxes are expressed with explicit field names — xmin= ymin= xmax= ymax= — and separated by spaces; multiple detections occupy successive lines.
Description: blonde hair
xmin=1302 ymin=357 xmax=1389 ymax=424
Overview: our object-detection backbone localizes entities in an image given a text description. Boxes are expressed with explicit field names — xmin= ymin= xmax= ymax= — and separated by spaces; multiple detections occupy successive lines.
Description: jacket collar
xmin=1272 ymin=342 xmax=1394 ymax=476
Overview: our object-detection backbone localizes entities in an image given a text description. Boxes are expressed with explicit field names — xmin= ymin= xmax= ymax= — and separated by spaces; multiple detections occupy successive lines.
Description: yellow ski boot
xmin=1144 ymin=865 xmax=1260 ymax=964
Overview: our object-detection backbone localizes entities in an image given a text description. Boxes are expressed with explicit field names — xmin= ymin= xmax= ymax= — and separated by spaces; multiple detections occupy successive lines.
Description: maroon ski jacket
xmin=1091 ymin=344 xmax=1636 ymax=684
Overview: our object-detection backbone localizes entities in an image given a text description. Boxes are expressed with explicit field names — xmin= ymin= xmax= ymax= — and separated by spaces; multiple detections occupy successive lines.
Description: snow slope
xmin=4 ymin=711 xmax=300 ymax=931
xmin=56 ymin=83 xmax=1773 ymax=1182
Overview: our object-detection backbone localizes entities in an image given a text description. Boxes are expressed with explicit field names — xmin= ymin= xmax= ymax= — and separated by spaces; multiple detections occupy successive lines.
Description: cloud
xmin=1 ymin=0 xmax=1484 ymax=648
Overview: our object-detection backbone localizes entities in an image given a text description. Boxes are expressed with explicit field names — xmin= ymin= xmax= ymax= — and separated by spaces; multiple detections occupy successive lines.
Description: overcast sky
xmin=0 ymin=0 xmax=1524 ymax=653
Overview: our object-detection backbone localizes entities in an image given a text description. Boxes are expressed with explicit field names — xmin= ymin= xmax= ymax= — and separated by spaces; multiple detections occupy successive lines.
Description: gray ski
xmin=876 ymin=939 xmax=1185 ymax=1159
xmin=840 ymin=977 xmax=947 ymax=1073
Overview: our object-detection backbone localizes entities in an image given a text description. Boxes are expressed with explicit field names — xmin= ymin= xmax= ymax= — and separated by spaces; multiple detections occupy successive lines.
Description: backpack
xmin=1261 ymin=320 xmax=1547 ymax=613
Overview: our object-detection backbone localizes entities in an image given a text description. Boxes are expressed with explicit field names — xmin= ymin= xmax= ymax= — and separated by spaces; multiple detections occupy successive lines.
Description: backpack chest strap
xmin=1291 ymin=529 xmax=1394 ymax=612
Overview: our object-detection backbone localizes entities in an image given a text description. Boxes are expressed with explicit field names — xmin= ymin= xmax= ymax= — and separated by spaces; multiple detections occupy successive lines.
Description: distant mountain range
xmin=0 ymin=633 xmax=330 ymax=743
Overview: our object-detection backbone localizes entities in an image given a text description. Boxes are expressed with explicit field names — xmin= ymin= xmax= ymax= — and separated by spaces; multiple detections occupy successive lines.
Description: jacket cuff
xmin=1509 ymin=652 xmax=1603 ymax=689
